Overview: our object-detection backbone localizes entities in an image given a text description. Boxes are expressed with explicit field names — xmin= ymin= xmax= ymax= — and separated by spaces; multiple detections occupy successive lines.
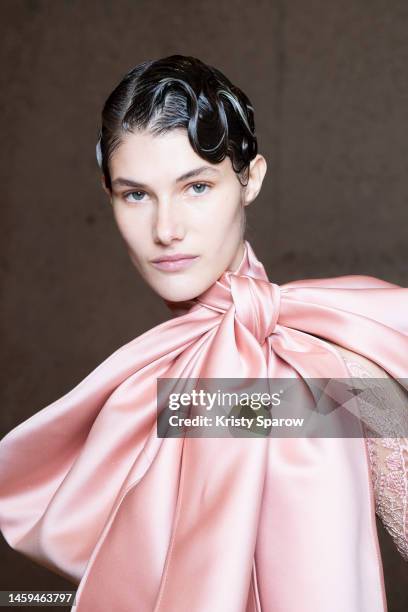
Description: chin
xmin=152 ymin=277 xmax=213 ymax=303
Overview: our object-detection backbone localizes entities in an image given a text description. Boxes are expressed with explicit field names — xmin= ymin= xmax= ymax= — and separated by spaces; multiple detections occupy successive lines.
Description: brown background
xmin=0 ymin=0 xmax=407 ymax=610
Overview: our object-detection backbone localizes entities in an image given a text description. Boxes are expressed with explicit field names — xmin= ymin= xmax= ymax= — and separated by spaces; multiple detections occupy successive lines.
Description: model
xmin=0 ymin=55 xmax=407 ymax=612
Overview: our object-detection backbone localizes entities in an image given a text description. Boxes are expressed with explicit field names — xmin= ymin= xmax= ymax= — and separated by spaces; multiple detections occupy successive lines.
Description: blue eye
xmin=122 ymin=184 xmax=210 ymax=203
xmin=125 ymin=191 xmax=145 ymax=202
xmin=190 ymin=183 xmax=209 ymax=195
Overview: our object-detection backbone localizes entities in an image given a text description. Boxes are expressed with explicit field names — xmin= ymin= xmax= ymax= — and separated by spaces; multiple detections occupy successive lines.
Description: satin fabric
xmin=0 ymin=240 xmax=407 ymax=612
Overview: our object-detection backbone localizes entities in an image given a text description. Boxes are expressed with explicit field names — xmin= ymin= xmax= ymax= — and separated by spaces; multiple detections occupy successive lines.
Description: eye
xmin=124 ymin=190 xmax=146 ymax=203
xmin=189 ymin=182 xmax=211 ymax=195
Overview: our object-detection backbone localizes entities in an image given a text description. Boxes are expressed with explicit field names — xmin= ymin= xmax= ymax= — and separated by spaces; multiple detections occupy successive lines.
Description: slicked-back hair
xmin=96 ymin=55 xmax=258 ymax=191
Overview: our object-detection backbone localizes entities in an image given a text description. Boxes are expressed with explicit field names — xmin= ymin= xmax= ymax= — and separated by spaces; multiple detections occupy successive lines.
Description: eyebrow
xmin=111 ymin=165 xmax=220 ymax=190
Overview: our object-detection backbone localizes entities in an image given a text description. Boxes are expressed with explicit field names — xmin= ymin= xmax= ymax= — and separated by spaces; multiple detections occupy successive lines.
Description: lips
xmin=150 ymin=254 xmax=199 ymax=272
xmin=151 ymin=253 xmax=197 ymax=263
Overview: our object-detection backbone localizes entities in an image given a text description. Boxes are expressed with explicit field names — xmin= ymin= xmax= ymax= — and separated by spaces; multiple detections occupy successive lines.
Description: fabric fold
xmin=0 ymin=240 xmax=407 ymax=612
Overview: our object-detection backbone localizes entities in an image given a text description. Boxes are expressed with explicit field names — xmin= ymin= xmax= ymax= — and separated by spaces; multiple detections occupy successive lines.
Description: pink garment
xmin=0 ymin=240 xmax=407 ymax=612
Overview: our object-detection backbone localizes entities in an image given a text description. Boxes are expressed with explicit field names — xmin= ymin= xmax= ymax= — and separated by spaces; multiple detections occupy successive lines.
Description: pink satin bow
xmin=0 ymin=240 xmax=407 ymax=612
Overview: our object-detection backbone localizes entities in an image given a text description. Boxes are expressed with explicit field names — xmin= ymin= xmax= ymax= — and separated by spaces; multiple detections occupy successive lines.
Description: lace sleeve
xmin=365 ymin=436 xmax=408 ymax=561
xmin=330 ymin=343 xmax=408 ymax=562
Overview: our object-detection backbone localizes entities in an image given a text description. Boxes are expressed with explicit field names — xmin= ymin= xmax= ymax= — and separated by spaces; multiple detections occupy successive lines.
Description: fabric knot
xmin=229 ymin=274 xmax=281 ymax=343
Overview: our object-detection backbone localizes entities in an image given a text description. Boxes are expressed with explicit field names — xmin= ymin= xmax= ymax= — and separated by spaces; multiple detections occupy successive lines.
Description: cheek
xmin=201 ymin=193 xmax=243 ymax=234
xmin=113 ymin=211 xmax=145 ymax=254
xmin=207 ymin=201 xmax=243 ymax=243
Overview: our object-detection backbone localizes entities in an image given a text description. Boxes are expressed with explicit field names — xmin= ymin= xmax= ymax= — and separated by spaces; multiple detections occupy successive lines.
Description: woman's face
xmin=104 ymin=128 xmax=266 ymax=302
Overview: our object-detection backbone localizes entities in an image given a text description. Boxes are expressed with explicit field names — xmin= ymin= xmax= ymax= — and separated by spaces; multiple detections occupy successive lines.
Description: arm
xmin=330 ymin=343 xmax=408 ymax=562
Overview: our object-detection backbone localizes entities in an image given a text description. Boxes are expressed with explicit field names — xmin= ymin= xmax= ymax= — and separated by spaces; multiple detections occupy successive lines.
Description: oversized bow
xmin=0 ymin=240 xmax=407 ymax=612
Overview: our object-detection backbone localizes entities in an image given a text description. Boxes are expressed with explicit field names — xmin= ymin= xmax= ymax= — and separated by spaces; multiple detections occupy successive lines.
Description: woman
xmin=0 ymin=55 xmax=407 ymax=612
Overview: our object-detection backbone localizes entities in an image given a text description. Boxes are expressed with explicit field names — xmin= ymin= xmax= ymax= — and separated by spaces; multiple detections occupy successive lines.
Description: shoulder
xmin=325 ymin=341 xmax=390 ymax=379
xmin=325 ymin=340 xmax=408 ymax=436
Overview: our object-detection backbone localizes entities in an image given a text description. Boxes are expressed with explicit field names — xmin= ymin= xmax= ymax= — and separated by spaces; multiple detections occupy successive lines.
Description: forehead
xmin=109 ymin=128 xmax=231 ymax=182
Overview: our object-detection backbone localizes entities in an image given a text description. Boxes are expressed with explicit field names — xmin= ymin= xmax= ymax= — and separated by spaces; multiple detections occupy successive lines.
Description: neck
xmin=228 ymin=241 xmax=246 ymax=274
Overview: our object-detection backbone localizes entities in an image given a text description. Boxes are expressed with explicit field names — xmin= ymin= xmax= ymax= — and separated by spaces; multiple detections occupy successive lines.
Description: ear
xmin=242 ymin=154 xmax=267 ymax=206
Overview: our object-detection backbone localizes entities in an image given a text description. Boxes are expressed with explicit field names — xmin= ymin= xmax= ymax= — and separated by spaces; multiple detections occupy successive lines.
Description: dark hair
xmin=96 ymin=55 xmax=258 ymax=191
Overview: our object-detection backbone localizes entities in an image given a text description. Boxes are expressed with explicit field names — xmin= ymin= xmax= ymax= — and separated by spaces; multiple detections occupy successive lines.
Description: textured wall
xmin=0 ymin=0 xmax=407 ymax=610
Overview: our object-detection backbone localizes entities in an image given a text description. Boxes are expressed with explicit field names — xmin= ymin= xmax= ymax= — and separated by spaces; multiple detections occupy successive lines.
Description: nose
xmin=153 ymin=198 xmax=185 ymax=245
